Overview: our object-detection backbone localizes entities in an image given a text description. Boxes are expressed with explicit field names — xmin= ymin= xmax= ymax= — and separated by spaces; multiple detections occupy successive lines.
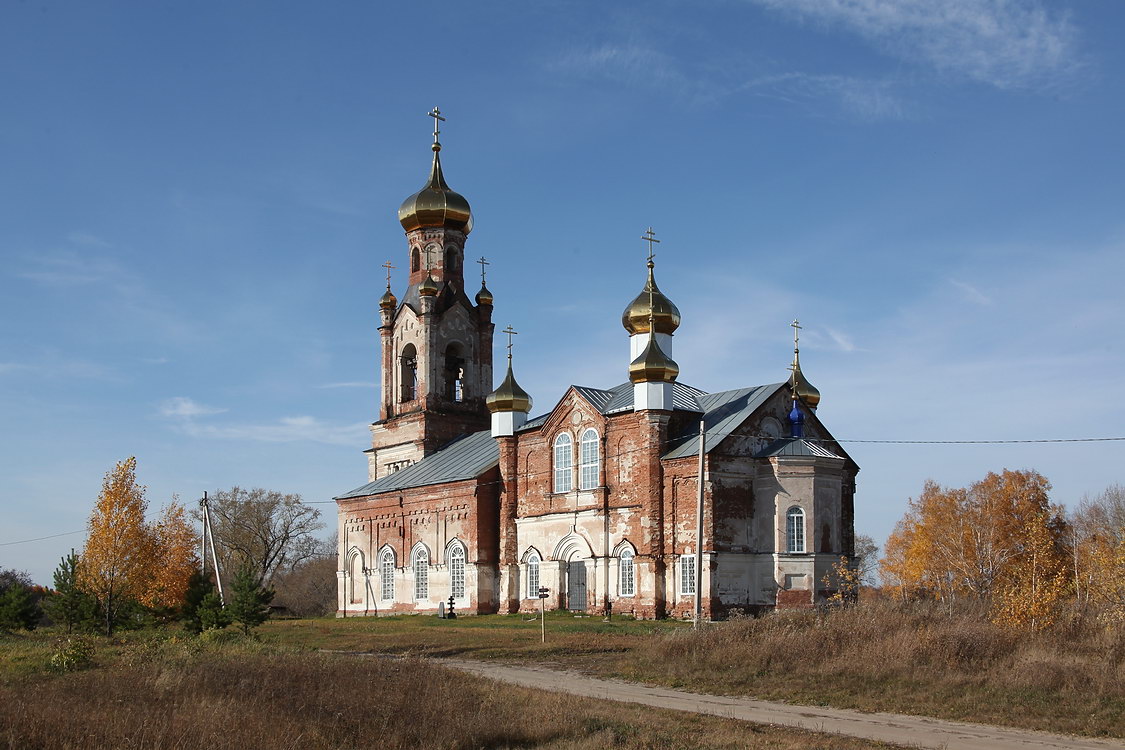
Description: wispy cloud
xmin=742 ymin=72 xmax=909 ymax=121
xmin=549 ymin=43 xmax=720 ymax=102
xmin=65 ymin=231 xmax=113 ymax=248
xmin=158 ymin=396 xmax=367 ymax=446
xmin=158 ymin=396 xmax=227 ymax=418
xmin=180 ymin=415 xmax=369 ymax=447
xmin=746 ymin=0 xmax=1082 ymax=90
xmin=948 ymin=278 xmax=992 ymax=305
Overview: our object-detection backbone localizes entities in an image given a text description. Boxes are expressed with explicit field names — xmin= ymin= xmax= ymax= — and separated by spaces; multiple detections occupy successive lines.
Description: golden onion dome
xmin=419 ymin=274 xmax=439 ymax=297
xmin=622 ymin=262 xmax=681 ymax=335
xmin=398 ymin=143 xmax=473 ymax=235
xmin=486 ymin=361 xmax=533 ymax=414
xmin=475 ymin=282 xmax=494 ymax=306
xmin=791 ymin=360 xmax=821 ymax=409
xmin=629 ymin=336 xmax=679 ymax=384
xmin=379 ymin=288 xmax=398 ymax=311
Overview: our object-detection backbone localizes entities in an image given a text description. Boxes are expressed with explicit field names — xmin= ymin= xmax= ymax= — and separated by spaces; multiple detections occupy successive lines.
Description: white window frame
xmin=618 ymin=547 xmax=635 ymax=597
xmin=553 ymin=433 xmax=573 ymax=493
xmin=449 ymin=543 xmax=466 ymax=600
xmin=786 ymin=506 xmax=806 ymax=554
xmin=579 ymin=428 xmax=599 ymax=490
xmin=526 ymin=552 xmax=541 ymax=599
xmin=379 ymin=548 xmax=395 ymax=601
xmin=412 ymin=547 xmax=429 ymax=600
xmin=680 ymin=554 xmax=696 ymax=595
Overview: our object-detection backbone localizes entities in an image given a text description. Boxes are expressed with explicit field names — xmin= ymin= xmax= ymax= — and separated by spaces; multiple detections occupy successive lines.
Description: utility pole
xmin=694 ymin=419 xmax=705 ymax=630
xmin=200 ymin=492 xmax=225 ymax=606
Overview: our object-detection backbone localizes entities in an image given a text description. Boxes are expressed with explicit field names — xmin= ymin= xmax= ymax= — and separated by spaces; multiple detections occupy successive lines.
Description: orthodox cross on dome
xmin=502 ymin=324 xmax=518 ymax=362
xmin=429 ymin=106 xmax=445 ymax=145
xmin=641 ymin=227 xmax=660 ymax=265
xmin=477 ymin=256 xmax=490 ymax=285
xmin=791 ymin=319 xmax=802 ymax=355
xmin=382 ymin=260 xmax=396 ymax=290
xmin=789 ymin=319 xmax=802 ymax=391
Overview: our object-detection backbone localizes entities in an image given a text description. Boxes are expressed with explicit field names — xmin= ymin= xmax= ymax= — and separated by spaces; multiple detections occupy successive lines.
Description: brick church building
xmin=334 ymin=114 xmax=859 ymax=618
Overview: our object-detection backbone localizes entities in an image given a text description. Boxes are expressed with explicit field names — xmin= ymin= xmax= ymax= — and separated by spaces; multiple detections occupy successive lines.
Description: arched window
xmin=444 ymin=247 xmax=459 ymax=275
xmin=379 ymin=549 xmax=395 ymax=601
xmin=400 ymin=344 xmax=418 ymax=402
xmin=412 ymin=547 xmax=429 ymax=600
xmin=619 ymin=547 xmax=635 ymax=597
xmin=411 ymin=247 xmax=420 ymax=273
xmin=449 ymin=544 xmax=465 ymax=599
xmin=786 ymin=507 xmax=806 ymax=554
xmin=526 ymin=552 xmax=540 ymax=600
xmin=444 ymin=343 xmax=465 ymax=402
xmin=579 ymin=428 xmax=599 ymax=490
xmin=553 ymin=433 xmax=573 ymax=493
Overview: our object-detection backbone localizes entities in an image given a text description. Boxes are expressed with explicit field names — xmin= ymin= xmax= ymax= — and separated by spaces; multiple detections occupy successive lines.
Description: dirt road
xmin=441 ymin=658 xmax=1124 ymax=750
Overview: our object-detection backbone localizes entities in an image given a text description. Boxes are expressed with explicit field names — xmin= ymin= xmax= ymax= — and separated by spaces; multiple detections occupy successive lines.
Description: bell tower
xmin=367 ymin=109 xmax=494 ymax=481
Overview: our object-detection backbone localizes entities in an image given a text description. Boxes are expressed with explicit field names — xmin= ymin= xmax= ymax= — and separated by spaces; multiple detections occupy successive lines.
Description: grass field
xmin=0 ymin=629 xmax=901 ymax=750
xmin=262 ymin=603 xmax=1125 ymax=738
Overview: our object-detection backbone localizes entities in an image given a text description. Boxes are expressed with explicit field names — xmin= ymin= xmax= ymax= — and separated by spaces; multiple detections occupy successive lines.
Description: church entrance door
xmin=566 ymin=557 xmax=587 ymax=612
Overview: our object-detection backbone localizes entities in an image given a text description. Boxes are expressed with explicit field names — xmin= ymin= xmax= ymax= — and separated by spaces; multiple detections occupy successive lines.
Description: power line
xmin=317 ymin=431 xmax=1125 ymax=506
xmin=0 ymin=529 xmax=84 ymax=547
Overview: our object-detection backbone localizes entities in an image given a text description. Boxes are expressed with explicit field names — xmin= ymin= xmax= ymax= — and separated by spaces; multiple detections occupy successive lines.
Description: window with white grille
xmin=553 ymin=434 xmax=573 ymax=493
xmin=619 ymin=548 xmax=635 ymax=597
xmin=680 ymin=554 xmax=696 ymax=595
xmin=380 ymin=549 xmax=395 ymax=601
xmin=579 ymin=428 xmax=599 ymax=490
xmin=413 ymin=547 xmax=429 ymax=600
xmin=526 ymin=552 xmax=540 ymax=599
xmin=786 ymin=507 xmax=806 ymax=553
xmin=449 ymin=544 xmax=465 ymax=599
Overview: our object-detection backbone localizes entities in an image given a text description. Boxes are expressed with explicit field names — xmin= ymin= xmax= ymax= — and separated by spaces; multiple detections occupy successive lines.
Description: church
xmin=334 ymin=111 xmax=859 ymax=619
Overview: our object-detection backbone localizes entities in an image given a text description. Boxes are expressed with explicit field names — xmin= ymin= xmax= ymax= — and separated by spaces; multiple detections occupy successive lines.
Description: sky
xmin=2 ymin=0 xmax=1123 ymax=586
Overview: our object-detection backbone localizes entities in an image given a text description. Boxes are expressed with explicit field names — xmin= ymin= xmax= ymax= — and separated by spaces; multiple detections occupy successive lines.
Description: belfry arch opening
xmin=444 ymin=342 xmax=466 ymax=402
xmin=400 ymin=343 xmax=418 ymax=403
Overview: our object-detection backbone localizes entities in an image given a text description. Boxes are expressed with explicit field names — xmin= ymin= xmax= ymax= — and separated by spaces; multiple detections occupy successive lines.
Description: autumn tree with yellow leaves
xmin=879 ymin=469 xmax=1069 ymax=629
xmin=77 ymin=458 xmax=198 ymax=634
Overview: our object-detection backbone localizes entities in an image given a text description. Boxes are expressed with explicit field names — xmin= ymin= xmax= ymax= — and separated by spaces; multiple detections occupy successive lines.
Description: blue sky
xmin=3 ymin=1 xmax=1123 ymax=585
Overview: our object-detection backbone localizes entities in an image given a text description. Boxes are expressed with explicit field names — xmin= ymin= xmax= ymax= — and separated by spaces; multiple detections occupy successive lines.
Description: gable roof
xmin=753 ymin=436 xmax=845 ymax=460
xmin=335 ymin=430 xmax=498 ymax=500
xmin=522 ymin=381 xmax=708 ymax=432
xmin=662 ymin=383 xmax=787 ymax=460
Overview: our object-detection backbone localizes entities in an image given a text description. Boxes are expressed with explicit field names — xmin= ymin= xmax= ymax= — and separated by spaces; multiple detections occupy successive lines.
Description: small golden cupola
xmin=475 ymin=256 xmax=493 ymax=306
xmin=789 ymin=319 xmax=821 ymax=410
xmin=487 ymin=326 xmax=533 ymax=437
xmin=398 ymin=107 xmax=473 ymax=235
xmin=419 ymin=273 xmax=440 ymax=297
xmin=379 ymin=260 xmax=398 ymax=311
xmin=629 ymin=337 xmax=679 ymax=384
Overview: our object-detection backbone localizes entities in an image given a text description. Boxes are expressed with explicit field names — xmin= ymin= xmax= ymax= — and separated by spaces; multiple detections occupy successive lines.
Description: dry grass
xmin=262 ymin=604 xmax=1125 ymax=738
xmin=0 ymin=633 xmax=897 ymax=749
xmin=623 ymin=601 xmax=1125 ymax=737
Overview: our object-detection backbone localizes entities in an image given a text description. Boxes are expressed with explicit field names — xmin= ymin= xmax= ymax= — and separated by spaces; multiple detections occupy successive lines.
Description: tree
xmin=43 ymin=551 xmax=97 ymax=633
xmin=142 ymin=500 xmax=198 ymax=614
xmin=227 ymin=565 xmax=274 ymax=634
xmin=993 ymin=506 xmax=1069 ymax=630
xmin=1069 ymin=484 xmax=1125 ymax=617
xmin=0 ymin=581 xmax=41 ymax=631
xmin=198 ymin=487 xmax=323 ymax=588
xmin=879 ymin=469 xmax=1067 ymax=624
xmin=854 ymin=534 xmax=880 ymax=587
xmin=197 ymin=591 xmax=230 ymax=631
xmin=272 ymin=553 xmax=338 ymax=617
xmin=77 ymin=457 xmax=156 ymax=635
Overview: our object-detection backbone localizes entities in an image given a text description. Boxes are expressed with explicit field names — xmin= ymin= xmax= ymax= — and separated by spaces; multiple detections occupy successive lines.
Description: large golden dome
xmin=486 ymin=362 xmax=533 ymax=414
xmin=398 ymin=142 xmax=473 ymax=235
xmin=622 ymin=262 xmax=680 ymax=335
xmin=628 ymin=336 xmax=679 ymax=384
